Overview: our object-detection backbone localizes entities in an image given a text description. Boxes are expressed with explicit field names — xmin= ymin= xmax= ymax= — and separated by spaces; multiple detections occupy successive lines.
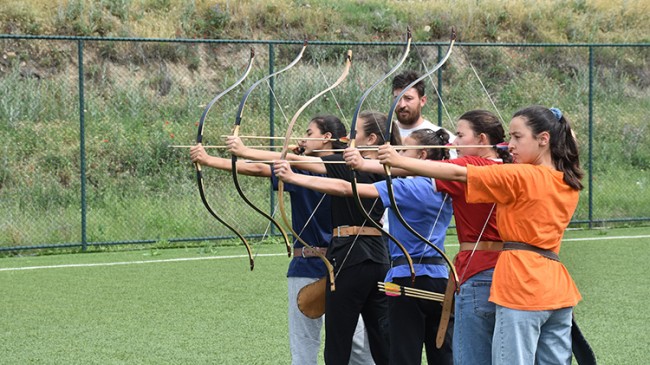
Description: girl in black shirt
xmin=233 ymin=111 xmax=400 ymax=365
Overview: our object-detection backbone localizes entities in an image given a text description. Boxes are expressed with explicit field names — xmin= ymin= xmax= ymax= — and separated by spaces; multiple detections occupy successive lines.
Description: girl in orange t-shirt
xmin=374 ymin=105 xmax=584 ymax=365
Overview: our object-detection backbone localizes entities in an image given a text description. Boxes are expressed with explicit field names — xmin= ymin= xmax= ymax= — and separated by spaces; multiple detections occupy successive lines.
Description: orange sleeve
xmin=465 ymin=164 xmax=521 ymax=205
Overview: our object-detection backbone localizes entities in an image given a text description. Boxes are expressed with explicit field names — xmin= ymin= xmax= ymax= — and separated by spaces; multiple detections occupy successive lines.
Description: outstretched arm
xmin=226 ymin=136 xmax=326 ymax=174
xmin=190 ymin=144 xmax=271 ymax=177
xmin=273 ymin=160 xmax=379 ymax=198
xmin=343 ymin=147 xmax=412 ymax=176
xmin=377 ymin=145 xmax=467 ymax=182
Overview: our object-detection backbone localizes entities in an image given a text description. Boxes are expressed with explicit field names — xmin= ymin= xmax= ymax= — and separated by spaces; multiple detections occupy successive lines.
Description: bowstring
xmin=265 ymin=78 xmax=293 ymax=126
xmin=333 ymin=197 xmax=381 ymax=281
xmin=459 ymin=46 xmax=507 ymax=125
xmin=413 ymin=42 xmax=508 ymax=289
xmin=412 ymin=43 xmax=456 ymax=131
xmin=262 ymin=62 xmax=336 ymax=255
xmin=457 ymin=203 xmax=496 ymax=284
xmin=317 ymin=63 xmax=348 ymax=125
xmin=358 ymin=45 xmax=411 ymax=144
xmin=452 ymin=46 xmax=507 ymax=283
xmin=235 ymin=76 xmax=293 ymax=258
xmin=422 ymin=193 xmax=449 ymax=264
xmin=292 ymin=192 xmax=328 ymax=245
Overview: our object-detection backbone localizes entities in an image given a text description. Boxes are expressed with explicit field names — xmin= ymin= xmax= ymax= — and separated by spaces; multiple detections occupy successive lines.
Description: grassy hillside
xmin=1 ymin=0 xmax=649 ymax=43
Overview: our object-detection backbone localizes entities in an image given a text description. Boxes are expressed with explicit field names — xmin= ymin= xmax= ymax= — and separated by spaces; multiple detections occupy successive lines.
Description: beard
xmin=397 ymin=107 xmax=420 ymax=126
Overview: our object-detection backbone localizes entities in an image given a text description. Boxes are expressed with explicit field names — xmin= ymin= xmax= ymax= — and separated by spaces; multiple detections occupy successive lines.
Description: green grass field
xmin=1 ymin=226 xmax=648 ymax=364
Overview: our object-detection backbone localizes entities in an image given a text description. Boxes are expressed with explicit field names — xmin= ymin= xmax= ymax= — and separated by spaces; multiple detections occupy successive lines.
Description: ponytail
xmin=458 ymin=109 xmax=513 ymax=163
xmin=495 ymin=147 xmax=513 ymax=164
xmin=512 ymin=105 xmax=584 ymax=190
xmin=409 ymin=128 xmax=450 ymax=160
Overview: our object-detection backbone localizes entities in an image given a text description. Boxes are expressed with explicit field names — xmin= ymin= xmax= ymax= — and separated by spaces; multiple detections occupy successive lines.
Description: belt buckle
xmin=337 ymin=225 xmax=350 ymax=238
xmin=301 ymin=248 xmax=307 ymax=258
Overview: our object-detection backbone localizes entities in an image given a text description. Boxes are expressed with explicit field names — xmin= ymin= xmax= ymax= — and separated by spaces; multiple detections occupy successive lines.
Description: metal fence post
xmin=77 ymin=39 xmax=87 ymax=251
xmin=588 ymin=46 xmax=594 ymax=228
xmin=268 ymin=43 xmax=276 ymax=235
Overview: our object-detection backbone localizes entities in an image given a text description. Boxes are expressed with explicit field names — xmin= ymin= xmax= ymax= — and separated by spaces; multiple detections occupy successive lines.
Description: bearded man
xmin=392 ymin=70 xmax=456 ymax=149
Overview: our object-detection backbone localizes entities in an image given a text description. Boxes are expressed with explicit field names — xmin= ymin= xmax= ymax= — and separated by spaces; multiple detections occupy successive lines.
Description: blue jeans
xmin=492 ymin=305 xmax=573 ymax=365
xmin=453 ymin=269 xmax=495 ymax=365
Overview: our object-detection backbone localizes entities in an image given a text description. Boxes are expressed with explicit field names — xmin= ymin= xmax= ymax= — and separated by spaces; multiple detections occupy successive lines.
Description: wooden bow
xmin=195 ymin=49 xmax=256 ymax=270
xmin=384 ymin=29 xmax=459 ymax=290
xmin=278 ymin=50 xmax=353 ymax=291
xmin=231 ymin=42 xmax=309 ymax=257
xmin=348 ymin=29 xmax=416 ymax=282
xmin=382 ymin=29 xmax=458 ymax=348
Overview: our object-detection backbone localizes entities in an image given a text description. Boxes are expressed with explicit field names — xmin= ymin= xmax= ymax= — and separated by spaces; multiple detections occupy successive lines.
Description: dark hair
xmin=310 ymin=115 xmax=347 ymax=150
xmin=458 ymin=109 xmax=513 ymax=163
xmin=359 ymin=111 xmax=402 ymax=146
xmin=512 ymin=105 xmax=584 ymax=190
xmin=409 ymin=129 xmax=450 ymax=160
xmin=392 ymin=70 xmax=425 ymax=97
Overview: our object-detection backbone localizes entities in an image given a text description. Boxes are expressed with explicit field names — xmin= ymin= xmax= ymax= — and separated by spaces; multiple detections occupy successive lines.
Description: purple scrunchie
xmin=550 ymin=107 xmax=563 ymax=121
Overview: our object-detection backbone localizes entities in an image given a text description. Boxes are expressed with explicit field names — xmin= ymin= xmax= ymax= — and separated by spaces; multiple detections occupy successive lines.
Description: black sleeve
xmin=322 ymin=154 xmax=385 ymax=226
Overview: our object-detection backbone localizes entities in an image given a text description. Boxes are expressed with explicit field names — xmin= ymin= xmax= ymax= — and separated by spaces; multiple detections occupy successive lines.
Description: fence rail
xmin=1 ymin=34 xmax=648 ymax=252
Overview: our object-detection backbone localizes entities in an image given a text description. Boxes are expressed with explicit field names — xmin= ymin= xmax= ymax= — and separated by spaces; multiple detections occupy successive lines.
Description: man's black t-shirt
xmin=322 ymin=154 xmax=389 ymax=269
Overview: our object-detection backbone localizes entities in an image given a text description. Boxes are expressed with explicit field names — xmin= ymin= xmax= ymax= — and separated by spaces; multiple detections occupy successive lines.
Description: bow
xmin=452 ymin=49 xmax=510 ymax=285
xmin=418 ymin=40 xmax=505 ymax=285
xmin=278 ymin=50 xmax=353 ymax=291
xmin=383 ymin=29 xmax=458 ymax=348
xmin=384 ymin=29 xmax=459 ymax=288
xmin=195 ymin=49 xmax=256 ymax=270
xmin=348 ymin=30 xmax=416 ymax=282
xmin=231 ymin=42 xmax=309 ymax=257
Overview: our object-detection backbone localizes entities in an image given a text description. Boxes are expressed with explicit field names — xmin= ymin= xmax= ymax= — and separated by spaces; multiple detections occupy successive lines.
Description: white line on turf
xmin=0 ymin=253 xmax=282 ymax=271
xmin=1 ymin=234 xmax=648 ymax=272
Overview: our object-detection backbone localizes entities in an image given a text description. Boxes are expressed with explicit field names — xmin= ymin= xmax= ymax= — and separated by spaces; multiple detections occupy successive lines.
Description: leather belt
xmin=391 ymin=256 xmax=445 ymax=267
xmin=503 ymin=241 xmax=560 ymax=261
xmin=294 ymin=247 xmax=328 ymax=258
xmin=332 ymin=226 xmax=382 ymax=237
xmin=459 ymin=241 xmax=503 ymax=251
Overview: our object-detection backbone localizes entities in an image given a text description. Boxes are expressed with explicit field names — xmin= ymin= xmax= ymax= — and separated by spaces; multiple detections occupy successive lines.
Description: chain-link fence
xmin=1 ymin=35 xmax=648 ymax=252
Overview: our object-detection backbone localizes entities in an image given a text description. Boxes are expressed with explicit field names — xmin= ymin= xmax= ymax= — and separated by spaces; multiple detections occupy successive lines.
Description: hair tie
xmin=549 ymin=107 xmax=563 ymax=121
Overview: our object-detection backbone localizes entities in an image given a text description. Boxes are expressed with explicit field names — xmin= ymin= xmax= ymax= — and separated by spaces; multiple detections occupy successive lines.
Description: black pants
xmin=388 ymin=276 xmax=454 ymax=365
xmin=324 ymin=261 xmax=390 ymax=365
